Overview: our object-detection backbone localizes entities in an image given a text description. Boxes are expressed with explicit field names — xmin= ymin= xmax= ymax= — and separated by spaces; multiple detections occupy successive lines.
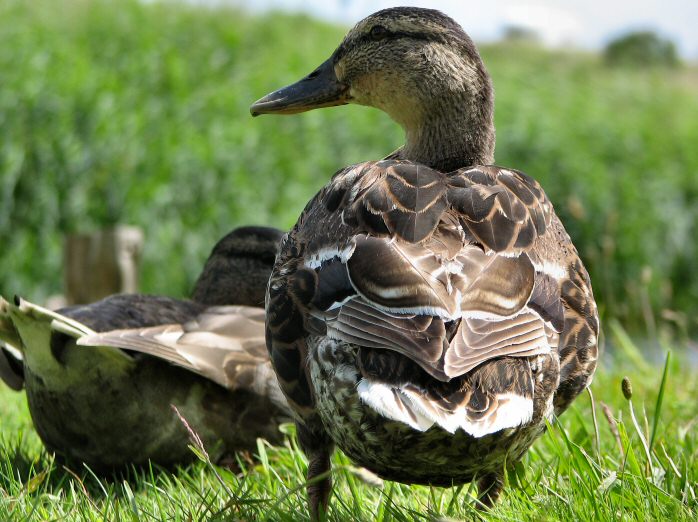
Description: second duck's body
xmin=0 ymin=226 xmax=291 ymax=470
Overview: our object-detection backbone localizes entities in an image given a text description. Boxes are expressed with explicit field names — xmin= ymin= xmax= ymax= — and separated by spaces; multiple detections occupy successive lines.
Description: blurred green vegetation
xmin=1 ymin=0 xmax=698 ymax=335
xmin=604 ymin=31 xmax=679 ymax=67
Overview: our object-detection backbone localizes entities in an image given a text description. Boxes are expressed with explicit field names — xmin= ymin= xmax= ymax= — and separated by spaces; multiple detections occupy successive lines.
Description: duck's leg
xmin=476 ymin=472 xmax=504 ymax=509
xmin=298 ymin=423 xmax=334 ymax=521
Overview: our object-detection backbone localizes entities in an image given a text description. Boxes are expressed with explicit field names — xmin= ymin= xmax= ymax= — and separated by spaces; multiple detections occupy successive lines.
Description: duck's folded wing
xmin=314 ymin=235 xmax=561 ymax=436
xmin=78 ymin=305 xmax=275 ymax=393
xmin=313 ymin=233 xmax=561 ymax=381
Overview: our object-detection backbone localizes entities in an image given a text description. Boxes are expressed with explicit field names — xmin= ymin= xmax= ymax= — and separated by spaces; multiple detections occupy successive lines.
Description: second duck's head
xmin=251 ymin=7 xmax=494 ymax=170
xmin=192 ymin=226 xmax=283 ymax=307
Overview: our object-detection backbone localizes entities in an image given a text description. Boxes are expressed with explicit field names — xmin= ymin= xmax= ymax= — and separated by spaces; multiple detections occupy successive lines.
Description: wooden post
xmin=64 ymin=226 xmax=144 ymax=305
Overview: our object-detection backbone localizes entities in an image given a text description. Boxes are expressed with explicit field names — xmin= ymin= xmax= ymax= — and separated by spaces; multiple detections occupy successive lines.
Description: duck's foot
xmin=298 ymin=423 xmax=334 ymax=521
xmin=476 ymin=472 xmax=504 ymax=510
xmin=307 ymin=449 xmax=332 ymax=521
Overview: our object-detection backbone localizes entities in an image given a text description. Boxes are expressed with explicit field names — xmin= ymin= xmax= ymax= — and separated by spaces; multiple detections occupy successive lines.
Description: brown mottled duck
xmin=251 ymin=7 xmax=599 ymax=517
xmin=0 ymin=226 xmax=292 ymax=470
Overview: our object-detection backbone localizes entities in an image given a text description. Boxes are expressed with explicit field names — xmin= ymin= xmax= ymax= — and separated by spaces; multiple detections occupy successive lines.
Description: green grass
xmin=1 ymin=327 xmax=696 ymax=520
xmin=1 ymin=0 xmax=698 ymax=333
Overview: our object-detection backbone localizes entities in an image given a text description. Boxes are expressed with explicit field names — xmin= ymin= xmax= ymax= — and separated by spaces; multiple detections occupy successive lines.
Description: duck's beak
xmin=250 ymin=57 xmax=349 ymax=116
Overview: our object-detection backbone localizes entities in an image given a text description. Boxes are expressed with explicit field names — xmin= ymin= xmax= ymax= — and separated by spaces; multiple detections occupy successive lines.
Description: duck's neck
xmin=397 ymin=80 xmax=495 ymax=172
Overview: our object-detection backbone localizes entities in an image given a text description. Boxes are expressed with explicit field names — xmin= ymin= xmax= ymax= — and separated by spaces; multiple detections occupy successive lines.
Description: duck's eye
xmin=370 ymin=25 xmax=389 ymax=41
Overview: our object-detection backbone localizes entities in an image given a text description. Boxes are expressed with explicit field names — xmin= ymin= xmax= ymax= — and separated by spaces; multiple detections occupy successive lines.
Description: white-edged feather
xmin=304 ymin=244 xmax=356 ymax=270
xmin=357 ymin=379 xmax=434 ymax=431
xmin=1 ymin=342 xmax=22 ymax=361
xmin=0 ymin=343 xmax=23 ymax=390
xmin=358 ymin=379 xmax=534 ymax=438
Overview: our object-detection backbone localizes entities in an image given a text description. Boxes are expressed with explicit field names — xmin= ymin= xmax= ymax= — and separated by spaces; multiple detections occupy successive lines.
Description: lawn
xmin=1 ymin=326 xmax=696 ymax=520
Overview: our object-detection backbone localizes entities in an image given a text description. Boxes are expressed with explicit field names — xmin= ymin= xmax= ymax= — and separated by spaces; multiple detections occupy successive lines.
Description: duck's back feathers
xmin=323 ymin=162 xmax=551 ymax=252
xmin=267 ymin=159 xmax=598 ymax=434
xmin=60 ymin=294 xmax=206 ymax=332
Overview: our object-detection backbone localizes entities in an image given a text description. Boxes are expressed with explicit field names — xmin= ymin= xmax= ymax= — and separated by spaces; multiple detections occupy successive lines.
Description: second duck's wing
xmin=78 ymin=306 xmax=285 ymax=404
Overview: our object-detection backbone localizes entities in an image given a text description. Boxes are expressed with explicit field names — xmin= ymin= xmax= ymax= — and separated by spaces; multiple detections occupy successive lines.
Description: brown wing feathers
xmin=341 ymin=162 xmax=449 ymax=243
xmin=347 ymin=236 xmax=457 ymax=316
xmin=319 ymin=163 xmax=556 ymax=376
xmin=448 ymin=166 xmax=551 ymax=253
xmin=78 ymin=306 xmax=270 ymax=391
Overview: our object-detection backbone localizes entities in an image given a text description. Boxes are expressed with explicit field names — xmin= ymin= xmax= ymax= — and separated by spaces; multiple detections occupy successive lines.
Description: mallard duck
xmin=0 ymin=226 xmax=292 ymax=470
xmin=251 ymin=7 xmax=599 ymax=517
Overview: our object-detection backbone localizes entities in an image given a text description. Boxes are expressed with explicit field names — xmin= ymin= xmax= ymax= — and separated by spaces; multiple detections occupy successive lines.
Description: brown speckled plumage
xmin=252 ymin=7 xmax=598 ymax=517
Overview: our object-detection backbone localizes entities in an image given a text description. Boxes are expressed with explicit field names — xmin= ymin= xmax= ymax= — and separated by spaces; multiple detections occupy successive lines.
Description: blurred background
xmin=1 ymin=0 xmax=697 ymax=347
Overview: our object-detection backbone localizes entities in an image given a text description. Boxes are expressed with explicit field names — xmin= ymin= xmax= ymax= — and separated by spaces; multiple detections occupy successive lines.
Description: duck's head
xmin=251 ymin=7 xmax=494 ymax=170
xmin=192 ymin=226 xmax=284 ymax=307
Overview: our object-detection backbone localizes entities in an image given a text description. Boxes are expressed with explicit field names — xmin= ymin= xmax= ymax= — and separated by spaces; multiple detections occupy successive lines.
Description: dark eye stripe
xmin=389 ymin=31 xmax=431 ymax=41
xmin=333 ymin=30 xmax=434 ymax=63
xmin=362 ymin=30 xmax=431 ymax=44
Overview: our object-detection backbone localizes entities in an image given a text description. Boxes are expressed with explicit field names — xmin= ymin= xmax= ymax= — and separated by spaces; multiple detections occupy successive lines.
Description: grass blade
xmin=649 ymin=350 xmax=671 ymax=452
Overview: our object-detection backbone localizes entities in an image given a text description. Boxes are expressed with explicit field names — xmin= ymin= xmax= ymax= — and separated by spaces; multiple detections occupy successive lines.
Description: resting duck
xmin=0 ymin=226 xmax=291 ymax=470
xmin=251 ymin=7 xmax=599 ymax=517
